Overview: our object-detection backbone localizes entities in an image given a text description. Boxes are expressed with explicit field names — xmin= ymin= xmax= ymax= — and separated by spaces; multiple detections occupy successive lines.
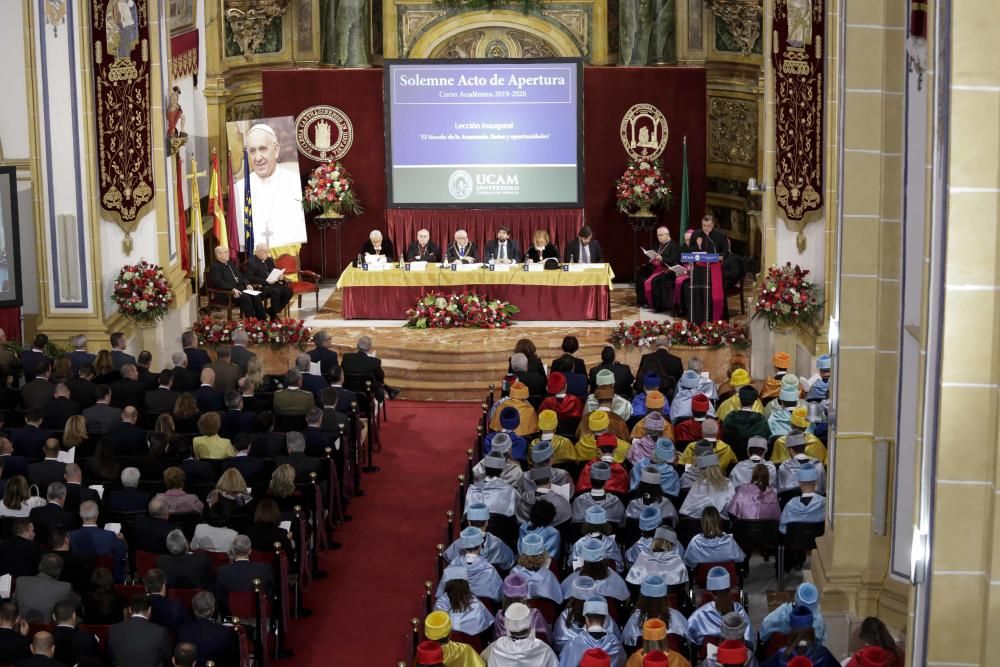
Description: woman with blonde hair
xmin=683 ymin=506 xmax=746 ymax=567
xmin=0 ymin=476 xmax=45 ymax=517
xmin=154 ymin=413 xmax=176 ymax=441
xmin=93 ymin=350 xmax=117 ymax=383
xmin=245 ymin=356 xmax=265 ymax=391
xmin=51 ymin=355 xmax=73 ymax=384
xmin=266 ymin=463 xmax=302 ymax=513
xmin=679 ymin=451 xmax=735 ymax=519
xmin=62 ymin=415 xmax=89 ymax=449
xmin=526 ymin=229 xmax=559 ymax=263
xmin=211 ymin=468 xmax=252 ymax=514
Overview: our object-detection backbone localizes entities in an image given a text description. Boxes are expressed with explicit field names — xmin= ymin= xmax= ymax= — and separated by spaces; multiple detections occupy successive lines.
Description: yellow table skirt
xmin=335 ymin=264 xmax=615 ymax=290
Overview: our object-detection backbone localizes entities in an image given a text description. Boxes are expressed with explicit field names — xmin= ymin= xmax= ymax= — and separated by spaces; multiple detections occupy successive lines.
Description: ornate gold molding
xmin=224 ymin=0 xmax=291 ymax=57
xmin=541 ymin=8 xmax=589 ymax=53
xmin=709 ymin=96 xmax=757 ymax=167
xmin=705 ymin=0 xmax=762 ymax=56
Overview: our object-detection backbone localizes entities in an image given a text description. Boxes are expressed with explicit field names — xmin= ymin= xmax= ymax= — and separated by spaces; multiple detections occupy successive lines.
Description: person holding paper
xmin=405 ymin=228 xmax=441 ymax=262
xmin=208 ymin=246 xmax=266 ymax=320
xmin=635 ymin=226 xmax=681 ymax=312
xmin=525 ymin=229 xmax=560 ymax=264
xmin=446 ymin=229 xmax=478 ymax=263
xmin=359 ymin=229 xmax=395 ymax=263
xmin=245 ymin=243 xmax=293 ymax=319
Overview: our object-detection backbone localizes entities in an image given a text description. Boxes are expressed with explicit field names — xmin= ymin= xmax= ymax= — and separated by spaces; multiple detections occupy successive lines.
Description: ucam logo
xmin=476 ymin=174 xmax=519 ymax=185
xmin=448 ymin=170 xmax=473 ymax=200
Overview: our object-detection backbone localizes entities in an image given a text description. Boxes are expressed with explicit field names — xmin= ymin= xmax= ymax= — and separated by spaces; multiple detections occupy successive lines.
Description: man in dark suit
xmin=0 ymin=437 xmax=30 ymax=480
xmin=81 ymin=385 xmax=121 ymax=434
xmin=194 ymin=368 xmax=226 ymax=412
xmin=66 ymin=365 xmax=99 ymax=409
xmin=145 ymin=370 xmax=180 ymax=414
xmin=326 ymin=367 xmax=358 ymax=413
xmin=249 ymin=415 xmax=285 ymax=459
xmin=156 ymin=530 xmax=212 ymax=589
xmin=69 ymin=501 xmax=128 ymax=582
xmin=215 ymin=536 xmax=275 ymax=611
xmin=245 ymin=244 xmax=293 ymax=319
xmin=106 ymin=467 xmax=150 ymax=513
xmin=177 ymin=592 xmax=240 ymax=667
xmin=109 ymin=364 xmax=145 ymax=411
xmin=308 ymin=331 xmax=340 ymax=378
xmin=46 ymin=528 xmax=94 ymax=593
xmin=170 ymin=351 xmax=200 ymax=393
xmin=109 ymin=332 xmax=136 ymax=370
xmin=12 ymin=631 xmax=62 ymax=666
xmin=341 ymin=335 xmax=399 ymax=401
xmin=67 ymin=336 xmax=96 ymax=377
xmin=320 ymin=389 xmax=351 ymax=437
xmin=135 ymin=351 xmax=159 ymax=390
xmin=297 ymin=355 xmax=327 ymax=402
xmin=28 ymin=444 xmax=67 ymax=499
xmin=21 ymin=362 xmax=55 ymax=413
xmin=404 ymin=228 xmax=442 ymax=262
xmin=0 ymin=520 xmax=41 ymax=579
xmin=108 ymin=408 xmax=147 ymax=457
xmin=208 ymin=246 xmax=267 ymax=319
xmin=182 ymin=331 xmax=212 ymax=375
xmin=19 ymin=334 xmax=51 ymax=383
xmin=61 ymin=464 xmax=101 ymax=516
xmin=41 ymin=384 xmax=80 ymax=430
xmin=0 ymin=602 xmax=31 ymax=665
xmin=220 ymin=392 xmax=257 ymax=439
xmin=107 ymin=595 xmax=173 ymax=667
xmin=10 ymin=411 xmax=48 ymax=461
xmin=303 ymin=408 xmax=336 ymax=457
xmin=132 ymin=498 xmax=177 ymax=555
xmin=275 ymin=432 xmax=323 ymax=483
xmin=30 ymin=484 xmax=78 ymax=542
xmin=445 ymin=229 xmax=478 ymax=263
xmin=634 ymin=335 xmax=685 ymax=391
xmin=221 ymin=435 xmax=267 ymax=487
xmin=587 ymin=346 xmax=635 ymax=398
xmin=51 ymin=601 xmax=100 ymax=667
xmin=563 ymin=225 xmax=605 ymax=264
xmin=144 ymin=568 xmax=191 ymax=634
xmin=483 ymin=226 xmax=523 ymax=263
xmin=228 ymin=329 xmax=257 ymax=375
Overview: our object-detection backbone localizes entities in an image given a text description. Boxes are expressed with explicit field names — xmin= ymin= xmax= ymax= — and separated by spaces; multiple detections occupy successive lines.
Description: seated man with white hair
xmin=447 ymin=229 xmax=479 ymax=263
xmin=107 ymin=467 xmax=150 ymax=513
xmin=69 ymin=501 xmax=128 ymax=581
xmin=359 ymin=229 xmax=395 ymax=263
xmin=245 ymin=242 xmax=293 ymax=319
xmin=341 ymin=335 xmax=400 ymax=400
xmin=208 ymin=246 xmax=266 ymax=320
xmin=177 ymin=591 xmax=240 ymax=667
xmin=405 ymin=228 xmax=442 ymax=262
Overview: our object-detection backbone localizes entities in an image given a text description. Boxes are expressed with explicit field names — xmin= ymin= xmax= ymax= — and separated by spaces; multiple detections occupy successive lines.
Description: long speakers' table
xmin=336 ymin=264 xmax=615 ymax=320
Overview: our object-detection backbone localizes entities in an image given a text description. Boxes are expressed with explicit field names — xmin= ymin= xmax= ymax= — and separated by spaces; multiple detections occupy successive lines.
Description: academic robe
xmin=625 ymin=497 xmax=679 ymax=527
xmin=764 ymin=396 xmax=803 ymax=420
xmin=574 ymin=434 xmax=631 ymax=464
xmin=404 ymin=240 xmax=442 ymax=262
xmin=669 ymin=388 xmax=717 ymax=422
xmin=571 ymin=534 xmax=624 ymax=572
xmin=443 ymin=640 xmax=487 ymax=667
xmin=627 ymin=436 xmax=657 ymax=466
xmin=526 ymin=244 xmax=560 ymax=263
xmin=435 ymin=557 xmax=504 ymax=602
xmin=517 ymin=487 xmax=573 ymax=527
xmin=726 ymin=484 xmax=781 ymax=521
xmin=482 ymin=635 xmax=559 ymax=667
xmin=447 ymin=242 xmax=479 ymax=263
xmin=678 ymin=440 xmax=738 ymax=472
xmin=625 ymin=535 xmax=685 ymax=568
xmin=584 ymin=395 xmax=633 ymax=421
xmin=630 ymin=393 xmax=672 ymax=420
xmin=673 ymin=418 xmax=727 ymax=448
xmin=359 ymin=238 xmax=396 ymax=261
xmin=570 ymin=493 xmax=626 ymax=526
xmin=759 ymin=601 xmax=827 ymax=644
xmin=466 ymin=478 xmax=519 ymax=517
xmin=518 ymin=467 xmax=574 ymax=502
xmin=767 ymin=410 xmax=794 ymax=438
xmin=538 ymin=395 xmax=584 ymax=421
xmin=624 ymin=549 xmax=688 ymax=586
xmin=559 ymin=569 xmax=630 ymax=601
xmin=628 ymin=459 xmax=681 ymax=498
xmin=682 ymin=534 xmax=747 ymax=568
xmin=528 ymin=435 xmax=579 ymax=467
xmin=771 ymin=432 xmax=827 ymax=465
xmin=729 ymin=458 xmax=778 ymax=488
xmin=473 ymin=459 xmax=524 ymax=487
xmin=488 ymin=399 xmax=539 ymax=438
xmin=434 ymin=594 xmax=495 ymax=635
xmin=687 ymin=600 xmax=753 ymax=645
xmin=683 ymin=229 xmax=729 ymax=324
xmin=445 ymin=532 xmax=516 ymax=571
xmin=576 ymin=460 xmax=629 ymax=495
xmin=723 ymin=411 xmax=772 ymax=460
xmin=517 ymin=524 xmax=562 ymax=560
xmin=484 ymin=430 xmax=529 ymax=462
xmin=577 ymin=410 xmax=632 ymax=442
xmin=553 ymin=610 xmax=621 ymax=655
xmin=510 ymin=564 xmax=564 ymax=603
xmin=806 ymin=378 xmax=829 ymax=401
xmin=629 ymin=415 xmax=675 ymax=442
xmin=776 ymin=456 xmax=826 ymax=493
xmin=558 ymin=631 xmax=626 ymax=667
xmin=716 ymin=395 xmax=764 ymax=423
xmin=625 ymin=649 xmax=692 ymax=667
xmin=636 ymin=240 xmax=681 ymax=310
xmin=621 ymin=608 xmax=689 ymax=646
xmin=760 ymin=373 xmax=803 ymax=402
xmin=779 ymin=494 xmax=827 ymax=534
xmin=760 ymin=645 xmax=839 ymax=667
xmin=493 ymin=607 xmax=551 ymax=644
xmin=679 ymin=479 xmax=736 ymax=519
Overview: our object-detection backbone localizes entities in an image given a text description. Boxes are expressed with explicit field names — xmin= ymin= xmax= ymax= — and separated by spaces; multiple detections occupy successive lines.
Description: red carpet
xmin=282 ymin=400 xmax=482 ymax=665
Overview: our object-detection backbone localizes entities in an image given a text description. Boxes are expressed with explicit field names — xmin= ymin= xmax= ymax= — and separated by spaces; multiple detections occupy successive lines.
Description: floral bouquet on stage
xmin=191 ymin=317 xmax=313 ymax=348
xmin=609 ymin=319 xmax=749 ymax=349
xmin=405 ymin=291 xmax=520 ymax=329
xmin=614 ymin=158 xmax=672 ymax=214
xmin=112 ymin=260 xmax=174 ymax=323
xmin=753 ymin=263 xmax=823 ymax=330
xmin=303 ymin=161 xmax=363 ymax=216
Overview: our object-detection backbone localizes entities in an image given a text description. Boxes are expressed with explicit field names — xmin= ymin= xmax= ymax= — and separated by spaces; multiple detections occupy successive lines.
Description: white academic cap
xmin=505 ymin=602 xmax=531 ymax=633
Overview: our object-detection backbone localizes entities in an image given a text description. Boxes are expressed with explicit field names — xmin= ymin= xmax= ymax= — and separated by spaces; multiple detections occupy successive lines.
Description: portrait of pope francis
xmin=230 ymin=120 xmax=308 ymax=251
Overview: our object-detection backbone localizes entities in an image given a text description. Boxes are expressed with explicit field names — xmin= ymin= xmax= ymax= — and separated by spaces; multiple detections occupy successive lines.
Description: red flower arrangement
xmin=404 ymin=291 xmax=519 ymax=329
xmin=112 ymin=260 xmax=174 ymax=323
xmin=303 ymin=161 xmax=362 ymax=216
xmin=609 ymin=319 xmax=749 ymax=349
xmin=614 ymin=158 xmax=673 ymax=214
xmin=753 ymin=263 xmax=822 ymax=330
xmin=190 ymin=317 xmax=313 ymax=348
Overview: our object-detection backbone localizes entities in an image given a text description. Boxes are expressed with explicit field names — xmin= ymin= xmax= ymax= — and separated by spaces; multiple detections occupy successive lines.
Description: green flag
xmin=679 ymin=135 xmax=690 ymax=236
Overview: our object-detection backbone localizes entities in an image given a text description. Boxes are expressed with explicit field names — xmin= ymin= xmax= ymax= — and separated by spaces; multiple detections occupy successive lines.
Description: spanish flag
xmin=208 ymin=149 xmax=227 ymax=250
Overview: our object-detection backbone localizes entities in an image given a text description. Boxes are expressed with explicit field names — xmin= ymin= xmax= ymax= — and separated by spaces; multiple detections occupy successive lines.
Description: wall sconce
xmin=747 ymin=177 xmax=767 ymax=195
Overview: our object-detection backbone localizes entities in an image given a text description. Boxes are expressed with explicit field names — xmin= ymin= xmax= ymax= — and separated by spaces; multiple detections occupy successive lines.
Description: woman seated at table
xmin=525 ymin=229 xmax=560 ymax=264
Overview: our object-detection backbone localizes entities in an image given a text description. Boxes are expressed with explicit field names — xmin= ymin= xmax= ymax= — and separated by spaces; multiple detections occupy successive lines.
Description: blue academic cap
xmin=579 ymin=538 xmax=605 ymax=563
xmin=459 ymin=526 xmax=484 ymax=549
xmin=442 ymin=564 xmax=468 ymax=583
xmin=643 ymin=372 xmax=660 ymax=388
xmin=797 ymin=463 xmax=820 ymax=483
xmin=490 ymin=432 xmax=512 ymax=455
xmin=780 ymin=385 xmax=799 ymax=402
xmin=532 ymin=439 xmax=553 ymax=462
xmin=789 ymin=605 xmax=814 ymax=629
xmin=796 ymin=582 xmax=819 ymax=609
xmin=639 ymin=506 xmax=662 ymax=531
xmin=653 ymin=438 xmax=675 ymax=462
xmin=466 ymin=503 xmax=490 ymax=522
xmin=499 ymin=406 xmax=520 ymax=429
xmin=517 ymin=532 xmax=545 ymax=557
xmin=680 ymin=370 xmax=700 ymax=389
xmin=582 ymin=596 xmax=608 ymax=617
xmin=590 ymin=461 xmax=611 ymax=481
xmin=570 ymin=576 xmax=597 ymax=600
xmin=640 ymin=574 xmax=668 ymax=598
xmin=817 ymin=354 xmax=832 ymax=370
xmin=706 ymin=566 xmax=731 ymax=591
xmin=483 ymin=451 xmax=506 ymax=470
xmin=584 ymin=506 xmax=608 ymax=525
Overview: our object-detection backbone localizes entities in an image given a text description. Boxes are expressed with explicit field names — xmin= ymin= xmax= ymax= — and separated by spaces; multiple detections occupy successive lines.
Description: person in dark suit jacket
xmin=107 ymin=595 xmax=173 ymax=667
xmin=214 ymin=536 xmax=275 ymax=610
xmin=0 ymin=438 xmax=31 ymax=481
xmin=12 ymin=631 xmax=63 ymax=667
xmin=319 ymin=389 xmax=351 ymax=437
xmin=10 ymin=412 xmax=48 ymax=461
xmin=144 ymin=370 xmax=180 ymax=414
xmin=326 ymin=367 xmax=358 ymax=413
xmin=244 ymin=245 xmax=293 ymax=319
xmin=170 ymin=356 xmax=200 ymax=394
xmin=132 ymin=498 xmax=178 ymax=555
xmin=634 ymin=337 xmax=685 ymax=391
xmin=404 ymin=229 xmax=442 ymax=262
xmin=109 ymin=333 xmax=136 ymax=371
xmin=106 ymin=468 xmax=150 ymax=513
xmin=107 ymin=408 xmax=147 ymax=457
xmin=341 ymin=335 xmax=399 ymax=401
xmin=0 ymin=520 xmax=41 ymax=578
xmin=109 ymin=364 xmax=145 ymax=412
xmin=81 ymin=386 xmax=121 ymax=435
xmin=50 ymin=601 xmax=100 ymax=667
xmin=221 ymin=436 xmax=267 ymax=488
xmin=220 ymin=393 xmax=258 ymax=439
xmin=136 ymin=352 xmax=159 ymax=392
xmin=46 ymin=528 xmax=94 ymax=593
xmin=275 ymin=433 xmax=323 ymax=483
xmin=19 ymin=335 xmax=51 ymax=383
xmin=445 ymin=230 xmax=478 ymax=263
xmin=61 ymin=465 xmax=101 ymax=516
xmin=300 ymin=366 xmax=327 ymax=403
xmin=563 ymin=225 xmax=604 ymax=264
xmin=28 ymin=440 xmax=66 ymax=495
xmin=587 ymin=346 xmax=635 ymax=398
xmin=178 ymin=592 xmax=240 ymax=667
xmin=156 ymin=531 xmax=212 ymax=589
xmin=13 ymin=554 xmax=79 ymax=623
xmin=181 ymin=331 xmax=213 ymax=375
xmin=21 ymin=368 xmax=56 ymax=413
xmin=0 ymin=603 xmax=31 ymax=665
xmin=208 ymin=246 xmax=267 ymax=319
xmin=229 ymin=339 xmax=256 ymax=376
xmin=66 ymin=367 xmax=99 ymax=410
xmin=67 ymin=337 xmax=96 ymax=377
xmin=28 ymin=485 xmax=76 ymax=540
xmin=207 ymin=346 xmax=241 ymax=393
xmin=483 ymin=227 xmax=523 ymax=263
xmin=143 ymin=569 xmax=191 ymax=634
xmin=302 ymin=410 xmax=336 ymax=458
xmin=69 ymin=502 xmax=128 ymax=582
xmin=194 ymin=369 xmax=226 ymax=412
xmin=553 ymin=335 xmax=587 ymax=376
xmin=509 ymin=353 xmax=546 ymax=397
xmin=41 ymin=385 xmax=80 ymax=431
xmin=308 ymin=332 xmax=340 ymax=378
xmin=359 ymin=230 xmax=395 ymax=261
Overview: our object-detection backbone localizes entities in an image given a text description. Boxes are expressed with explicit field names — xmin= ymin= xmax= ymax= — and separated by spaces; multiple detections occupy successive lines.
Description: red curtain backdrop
xmin=262 ymin=67 xmax=706 ymax=278
xmin=0 ymin=307 xmax=21 ymax=341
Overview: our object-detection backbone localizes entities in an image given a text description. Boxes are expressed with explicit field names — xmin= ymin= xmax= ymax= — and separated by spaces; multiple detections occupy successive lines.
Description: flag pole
xmin=186 ymin=153 xmax=207 ymax=297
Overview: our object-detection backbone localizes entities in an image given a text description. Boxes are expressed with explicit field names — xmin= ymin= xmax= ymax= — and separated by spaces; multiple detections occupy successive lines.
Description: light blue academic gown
xmin=625 ymin=497 xmax=679 ymax=527
xmin=806 ymin=378 xmax=829 ymax=401
xmin=444 ymin=532 xmax=516 ymax=571
xmin=776 ymin=456 xmax=826 ymax=493
xmin=628 ymin=459 xmax=682 ymax=497
xmin=436 ymin=556 xmax=504 ymax=601
xmin=625 ymin=550 xmax=689 ymax=586
xmin=621 ymin=608 xmax=689 ymax=646
xmin=729 ymin=458 xmax=777 ymax=488
xmin=682 ymin=533 xmax=747 ymax=568
xmin=767 ymin=409 xmax=793 ymax=438
xmin=669 ymin=387 xmax=717 ymax=422
xmin=519 ymin=523 xmax=562 ymax=558
xmin=510 ymin=564 xmax=564 ymax=604
xmin=759 ymin=601 xmax=827 ymax=644
xmin=571 ymin=493 xmax=626 ymax=526
xmin=560 ymin=569 xmax=630 ymax=601
xmin=779 ymin=494 xmax=827 ymax=534
xmin=559 ymin=630 xmax=626 ymax=667
xmin=553 ymin=610 xmax=621 ymax=655
xmin=625 ymin=536 xmax=686 ymax=566
xmin=466 ymin=478 xmax=519 ymax=517
xmin=687 ymin=600 xmax=753 ymax=645
xmin=572 ymin=534 xmax=624 ymax=572
xmin=434 ymin=593 xmax=495 ymax=635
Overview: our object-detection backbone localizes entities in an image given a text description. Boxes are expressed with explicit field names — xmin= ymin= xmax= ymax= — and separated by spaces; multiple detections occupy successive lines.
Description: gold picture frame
xmin=168 ymin=0 xmax=196 ymax=35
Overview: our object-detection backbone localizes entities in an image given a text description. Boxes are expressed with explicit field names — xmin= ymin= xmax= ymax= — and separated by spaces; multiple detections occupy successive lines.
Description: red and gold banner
xmin=772 ymin=0 xmax=824 ymax=221
xmin=170 ymin=28 xmax=199 ymax=82
xmin=91 ymin=0 xmax=154 ymax=226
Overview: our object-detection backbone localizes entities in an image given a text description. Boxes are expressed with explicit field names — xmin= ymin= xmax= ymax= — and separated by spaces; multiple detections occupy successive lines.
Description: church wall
xmin=0 ymin=2 xmax=30 ymax=161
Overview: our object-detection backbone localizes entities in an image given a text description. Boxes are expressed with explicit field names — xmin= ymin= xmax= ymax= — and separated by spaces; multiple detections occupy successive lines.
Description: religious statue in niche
xmin=335 ymin=0 xmax=370 ymax=67
xmin=106 ymin=0 xmax=139 ymax=58
xmin=167 ymin=87 xmax=186 ymax=138
xmin=618 ymin=0 xmax=652 ymax=64
xmin=649 ymin=0 xmax=676 ymax=64
xmin=786 ymin=0 xmax=812 ymax=48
